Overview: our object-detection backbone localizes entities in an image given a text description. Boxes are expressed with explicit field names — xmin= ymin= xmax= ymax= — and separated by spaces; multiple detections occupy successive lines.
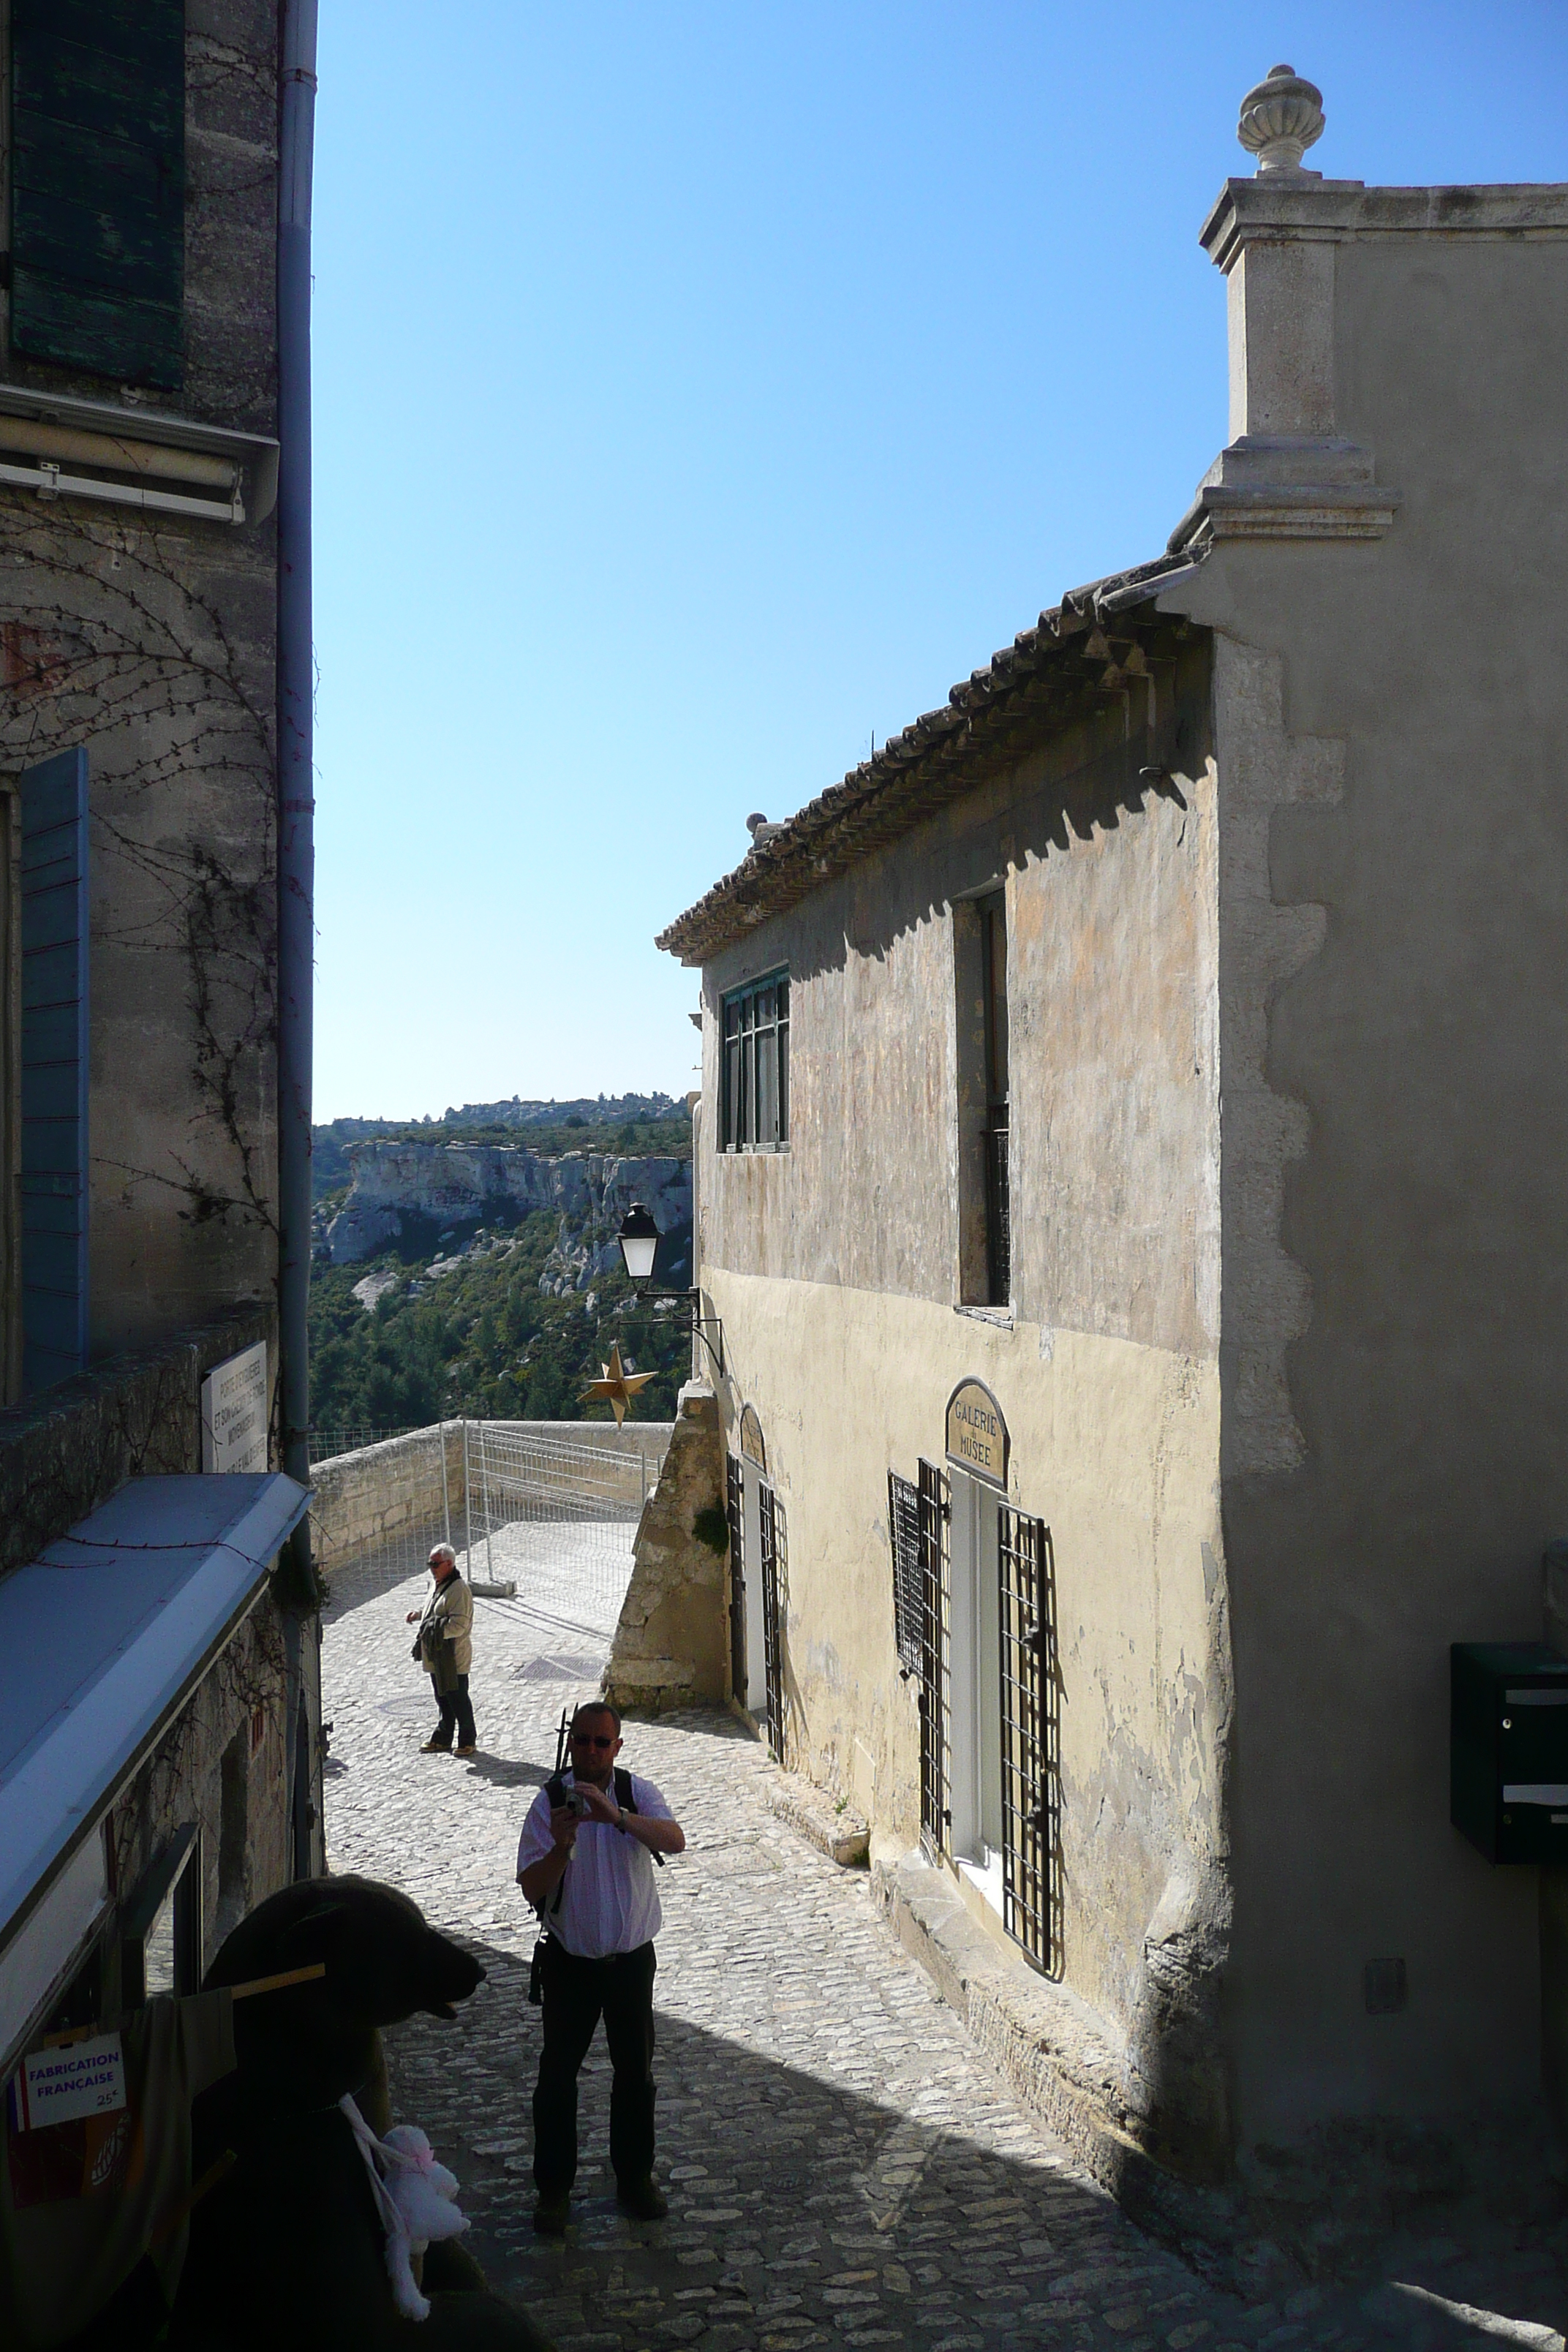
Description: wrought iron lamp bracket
xmin=622 ymin=1284 xmax=725 ymax=1380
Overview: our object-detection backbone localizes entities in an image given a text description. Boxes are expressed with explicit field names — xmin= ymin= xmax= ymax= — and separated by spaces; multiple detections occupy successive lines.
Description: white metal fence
xmin=309 ymin=1420 xmax=672 ymax=1663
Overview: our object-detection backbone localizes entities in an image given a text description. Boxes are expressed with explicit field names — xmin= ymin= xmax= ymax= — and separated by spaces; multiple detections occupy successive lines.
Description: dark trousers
xmin=532 ymin=1937 xmax=656 ymax=2196
xmin=431 ymin=1675 xmax=476 ymax=1749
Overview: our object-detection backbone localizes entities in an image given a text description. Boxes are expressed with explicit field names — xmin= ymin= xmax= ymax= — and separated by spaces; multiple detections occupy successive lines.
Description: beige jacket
xmin=418 ymin=1571 xmax=473 ymax=1676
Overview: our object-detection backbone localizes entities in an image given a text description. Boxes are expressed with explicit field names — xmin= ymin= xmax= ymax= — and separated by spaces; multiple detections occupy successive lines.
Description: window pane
xmin=982 ymin=900 xmax=1009 ymax=1109
xmin=721 ymin=974 xmax=791 ymax=1151
xmin=758 ymin=1017 xmax=777 ymax=1144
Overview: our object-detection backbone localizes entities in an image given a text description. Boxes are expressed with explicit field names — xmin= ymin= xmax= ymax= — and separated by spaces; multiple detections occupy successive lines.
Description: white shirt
xmin=515 ymin=1769 xmax=675 ymax=1958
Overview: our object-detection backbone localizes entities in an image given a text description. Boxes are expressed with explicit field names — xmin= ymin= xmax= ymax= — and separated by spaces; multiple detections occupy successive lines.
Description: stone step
xmin=764 ymin=1770 xmax=870 ymax=1867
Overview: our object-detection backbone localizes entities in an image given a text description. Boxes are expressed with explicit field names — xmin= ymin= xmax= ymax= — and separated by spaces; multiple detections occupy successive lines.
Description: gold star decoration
xmin=581 ymin=1341 xmax=657 ymax=1427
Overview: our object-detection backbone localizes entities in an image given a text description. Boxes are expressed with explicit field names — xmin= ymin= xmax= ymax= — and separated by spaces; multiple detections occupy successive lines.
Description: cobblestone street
xmin=320 ymin=1553 xmax=1568 ymax=2352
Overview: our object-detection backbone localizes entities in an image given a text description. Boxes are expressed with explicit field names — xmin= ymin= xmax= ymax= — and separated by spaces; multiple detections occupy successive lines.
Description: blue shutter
xmin=20 ymin=750 xmax=89 ymax=1395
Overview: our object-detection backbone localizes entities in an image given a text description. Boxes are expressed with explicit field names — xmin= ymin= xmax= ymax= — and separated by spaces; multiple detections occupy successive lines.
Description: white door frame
xmin=946 ymin=1467 xmax=1003 ymax=1893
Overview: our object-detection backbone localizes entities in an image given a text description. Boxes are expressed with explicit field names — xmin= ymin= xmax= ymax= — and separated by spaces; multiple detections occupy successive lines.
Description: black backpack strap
xmin=614 ymin=1767 xmax=664 ymax=1868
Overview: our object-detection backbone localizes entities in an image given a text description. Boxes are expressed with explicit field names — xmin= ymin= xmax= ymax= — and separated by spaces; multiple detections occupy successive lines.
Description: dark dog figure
xmin=170 ymin=1876 xmax=551 ymax=2352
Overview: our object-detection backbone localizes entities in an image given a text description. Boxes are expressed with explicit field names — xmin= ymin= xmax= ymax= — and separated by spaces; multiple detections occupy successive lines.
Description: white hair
xmin=428 ymin=1543 xmax=457 ymax=1567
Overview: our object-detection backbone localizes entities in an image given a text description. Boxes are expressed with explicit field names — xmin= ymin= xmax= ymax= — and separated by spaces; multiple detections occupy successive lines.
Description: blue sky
xmin=310 ymin=0 xmax=1567 ymax=1119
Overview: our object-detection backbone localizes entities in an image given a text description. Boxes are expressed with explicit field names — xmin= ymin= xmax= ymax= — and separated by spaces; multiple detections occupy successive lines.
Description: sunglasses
xmin=570 ymin=1733 xmax=615 ymax=1749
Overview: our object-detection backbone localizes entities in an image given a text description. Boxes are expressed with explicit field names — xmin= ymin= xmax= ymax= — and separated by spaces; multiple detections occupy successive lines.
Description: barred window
xmin=887 ymin=1469 xmax=924 ymax=1677
xmin=720 ymin=971 xmax=789 ymax=1151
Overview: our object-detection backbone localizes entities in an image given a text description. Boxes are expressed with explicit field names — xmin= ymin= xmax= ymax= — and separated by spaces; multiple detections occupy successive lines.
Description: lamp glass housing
xmin=620 ymin=1232 xmax=658 ymax=1282
xmin=617 ymin=1203 xmax=660 ymax=1284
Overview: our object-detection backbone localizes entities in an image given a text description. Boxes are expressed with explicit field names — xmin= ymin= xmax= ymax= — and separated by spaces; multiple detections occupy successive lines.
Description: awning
xmin=0 ymin=1473 xmax=311 ymax=1953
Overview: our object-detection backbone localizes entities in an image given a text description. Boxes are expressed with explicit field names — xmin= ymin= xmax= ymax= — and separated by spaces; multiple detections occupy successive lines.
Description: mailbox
xmin=1452 ymin=1643 xmax=1568 ymax=1863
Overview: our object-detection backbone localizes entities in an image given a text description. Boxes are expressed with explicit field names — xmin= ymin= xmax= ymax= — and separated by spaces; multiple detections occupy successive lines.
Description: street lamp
xmin=616 ymin=1201 xmax=660 ymax=1284
xmin=615 ymin=1203 xmax=724 ymax=1377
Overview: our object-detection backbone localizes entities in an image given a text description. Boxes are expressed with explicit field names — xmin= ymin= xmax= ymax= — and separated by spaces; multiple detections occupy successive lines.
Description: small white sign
xmin=16 ymin=2032 xmax=127 ymax=2131
xmin=201 ymin=1341 xmax=269 ymax=1474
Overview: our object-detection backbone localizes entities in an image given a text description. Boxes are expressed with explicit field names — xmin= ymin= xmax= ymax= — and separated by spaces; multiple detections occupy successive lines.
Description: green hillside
xmin=309 ymin=1204 xmax=690 ymax=1436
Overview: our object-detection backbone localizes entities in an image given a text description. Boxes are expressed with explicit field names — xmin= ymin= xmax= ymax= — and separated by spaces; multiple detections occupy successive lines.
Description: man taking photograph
xmin=406 ymin=1542 xmax=477 ymax=1756
xmin=516 ymin=1701 xmax=685 ymax=2234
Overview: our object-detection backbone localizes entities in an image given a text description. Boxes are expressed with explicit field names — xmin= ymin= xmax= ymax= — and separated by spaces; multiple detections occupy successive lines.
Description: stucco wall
xmin=701 ymin=659 xmax=1216 ymax=1356
xmin=1172 ymin=218 xmax=1568 ymax=2155
xmin=705 ymin=1271 xmax=1227 ymax=2170
xmin=694 ymin=648 xmax=1229 ymax=2170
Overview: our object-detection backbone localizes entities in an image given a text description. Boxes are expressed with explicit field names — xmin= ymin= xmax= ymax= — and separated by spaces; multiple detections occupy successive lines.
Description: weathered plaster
xmin=604 ymin=1384 xmax=728 ymax=1715
xmin=1168 ymin=203 xmax=1568 ymax=2159
xmin=0 ymin=2 xmax=282 ymax=1361
xmin=703 ymin=1267 xmax=1228 ymax=2176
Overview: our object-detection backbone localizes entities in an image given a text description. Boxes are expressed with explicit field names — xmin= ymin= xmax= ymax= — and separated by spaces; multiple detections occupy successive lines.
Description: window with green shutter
xmin=9 ymin=0 xmax=186 ymax=390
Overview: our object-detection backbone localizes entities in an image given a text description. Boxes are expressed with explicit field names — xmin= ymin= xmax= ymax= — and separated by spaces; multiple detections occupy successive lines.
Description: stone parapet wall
xmin=603 ymin=1385 xmax=728 ymax=1714
xmin=309 ymin=1426 xmax=461 ymax=1580
xmin=309 ymin=1419 xmax=677 ymax=1580
xmin=482 ymin=1420 xmax=674 ymax=1477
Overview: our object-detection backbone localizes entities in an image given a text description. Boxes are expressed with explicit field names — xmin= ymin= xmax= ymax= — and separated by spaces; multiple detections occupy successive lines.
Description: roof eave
xmin=655 ymin=551 xmax=1207 ymax=967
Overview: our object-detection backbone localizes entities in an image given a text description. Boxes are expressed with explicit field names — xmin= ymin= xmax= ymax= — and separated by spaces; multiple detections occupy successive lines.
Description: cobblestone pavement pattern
xmin=321 ymin=1547 xmax=1568 ymax=2352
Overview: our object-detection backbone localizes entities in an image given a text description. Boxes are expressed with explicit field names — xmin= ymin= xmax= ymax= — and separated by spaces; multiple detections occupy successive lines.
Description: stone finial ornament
xmin=1237 ymin=64 xmax=1325 ymax=173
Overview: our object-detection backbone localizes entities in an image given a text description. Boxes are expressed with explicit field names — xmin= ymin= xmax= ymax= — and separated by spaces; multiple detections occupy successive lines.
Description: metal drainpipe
xmin=278 ymin=0 xmax=320 ymax=1877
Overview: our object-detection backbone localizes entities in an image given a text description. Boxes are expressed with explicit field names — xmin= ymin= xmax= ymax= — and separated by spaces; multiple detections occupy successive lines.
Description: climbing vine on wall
xmin=0 ymin=502 xmax=279 ymax=1235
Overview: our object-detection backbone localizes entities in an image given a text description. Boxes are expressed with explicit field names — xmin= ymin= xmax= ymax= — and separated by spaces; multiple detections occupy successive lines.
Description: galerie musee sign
xmin=946 ymin=1378 xmax=1009 ymax=1489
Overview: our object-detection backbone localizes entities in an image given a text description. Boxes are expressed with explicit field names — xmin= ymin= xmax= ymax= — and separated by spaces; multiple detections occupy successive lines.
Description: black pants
xmin=532 ymin=1937 xmax=656 ymax=2197
xmin=431 ymin=1674 xmax=476 ymax=1749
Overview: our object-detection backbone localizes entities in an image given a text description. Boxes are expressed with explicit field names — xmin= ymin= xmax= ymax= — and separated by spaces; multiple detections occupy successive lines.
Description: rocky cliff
xmin=322 ymin=1142 xmax=692 ymax=1292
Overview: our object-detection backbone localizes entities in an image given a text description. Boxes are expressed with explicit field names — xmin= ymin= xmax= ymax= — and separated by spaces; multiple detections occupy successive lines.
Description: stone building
xmin=657 ymin=71 xmax=1568 ymax=2250
xmin=0 ymin=1 xmax=319 ymax=2081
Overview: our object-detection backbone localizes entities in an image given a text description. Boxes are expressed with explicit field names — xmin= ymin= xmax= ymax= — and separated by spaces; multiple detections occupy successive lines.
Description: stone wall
xmin=309 ymin=1426 xmax=461 ymax=1582
xmin=0 ymin=0 xmax=283 ymax=1362
xmin=603 ymin=1384 xmax=729 ymax=1714
xmin=0 ymin=1303 xmax=274 ymax=1575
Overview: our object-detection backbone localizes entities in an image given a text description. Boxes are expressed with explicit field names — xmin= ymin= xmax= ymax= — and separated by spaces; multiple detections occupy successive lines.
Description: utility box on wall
xmin=1452 ymin=1643 xmax=1568 ymax=1863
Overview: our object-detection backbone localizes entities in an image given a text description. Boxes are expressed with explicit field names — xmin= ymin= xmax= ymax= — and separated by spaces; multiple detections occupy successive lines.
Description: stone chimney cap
xmin=1237 ymin=64 xmax=1325 ymax=175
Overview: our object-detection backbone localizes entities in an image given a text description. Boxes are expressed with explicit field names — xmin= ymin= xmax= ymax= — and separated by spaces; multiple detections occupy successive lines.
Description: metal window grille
xmin=917 ymin=1458 xmax=951 ymax=1858
xmin=998 ymin=1506 xmax=1060 ymax=1973
xmin=758 ymin=1481 xmax=785 ymax=1763
xmin=984 ymin=1123 xmax=1011 ymax=1305
xmin=727 ymin=1452 xmax=747 ymax=1703
xmin=888 ymin=1469 xmax=924 ymax=1676
xmin=721 ymin=970 xmax=789 ymax=1151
